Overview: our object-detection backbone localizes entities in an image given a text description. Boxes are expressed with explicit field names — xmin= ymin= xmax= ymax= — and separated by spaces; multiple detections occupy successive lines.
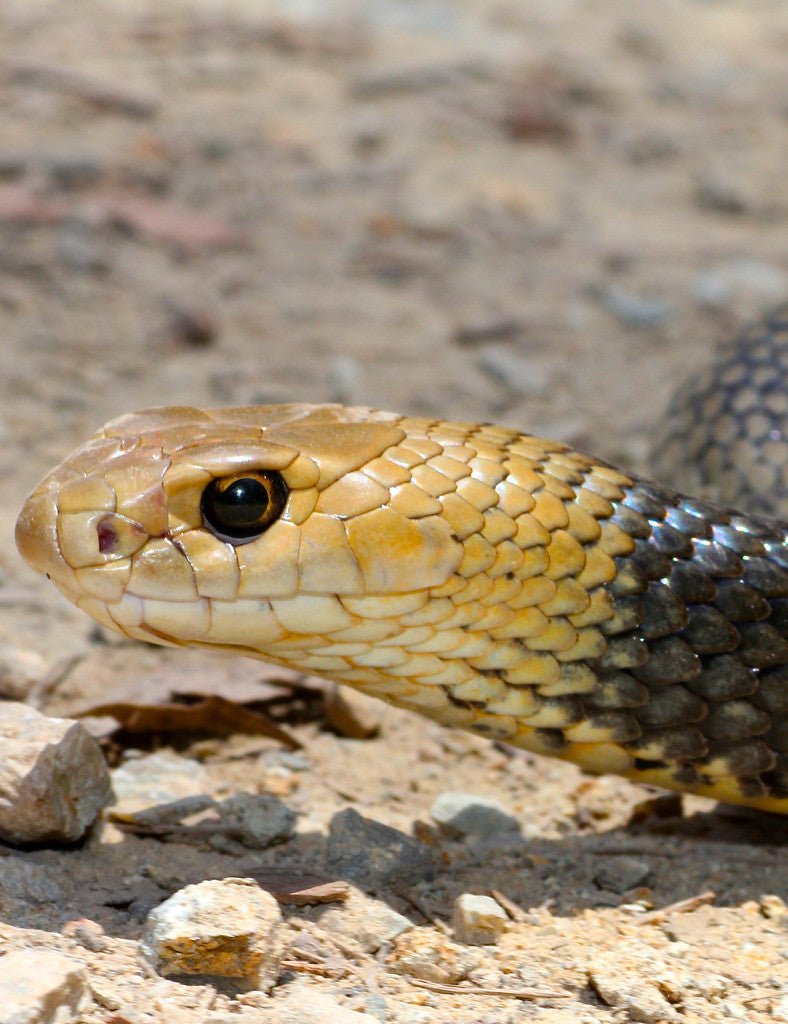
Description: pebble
xmin=315 ymin=887 xmax=413 ymax=953
xmin=477 ymin=346 xmax=552 ymax=396
xmin=325 ymin=808 xmax=438 ymax=889
xmin=588 ymin=962 xmax=681 ymax=1023
xmin=695 ymin=172 xmax=751 ymax=215
xmin=0 ymin=702 xmax=111 ymax=844
xmin=216 ymin=793 xmax=296 ymax=849
xmin=596 ymin=285 xmax=674 ymax=330
xmin=140 ymin=877 xmax=284 ymax=992
xmin=387 ymin=926 xmax=481 ymax=983
xmin=0 ymin=858 xmax=62 ymax=903
xmin=0 ymin=949 xmax=90 ymax=1023
xmin=111 ymin=750 xmax=209 ymax=813
xmin=452 ymin=894 xmax=508 ymax=946
xmin=430 ymin=791 xmax=520 ymax=839
xmin=593 ymin=856 xmax=651 ymax=894
xmin=691 ymin=259 xmax=786 ymax=309
xmin=271 ymin=982 xmax=380 ymax=1023
xmin=0 ymin=646 xmax=49 ymax=700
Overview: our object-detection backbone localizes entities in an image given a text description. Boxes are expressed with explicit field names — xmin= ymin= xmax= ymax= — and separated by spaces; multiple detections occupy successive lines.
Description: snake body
xmin=15 ymin=320 xmax=788 ymax=814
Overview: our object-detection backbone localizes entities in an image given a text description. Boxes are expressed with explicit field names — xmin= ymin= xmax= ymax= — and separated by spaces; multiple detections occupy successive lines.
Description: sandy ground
xmin=0 ymin=1 xmax=786 ymax=1021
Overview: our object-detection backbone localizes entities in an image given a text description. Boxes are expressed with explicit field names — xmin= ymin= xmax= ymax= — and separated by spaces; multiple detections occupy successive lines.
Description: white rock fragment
xmin=589 ymin=962 xmax=682 ymax=1023
xmin=387 ymin=925 xmax=481 ymax=983
xmin=269 ymin=982 xmax=380 ymax=1023
xmin=0 ymin=702 xmax=111 ymax=844
xmin=317 ymin=887 xmax=414 ymax=953
xmin=0 ymin=949 xmax=90 ymax=1024
xmin=430 ymin=791 xmax=520 ymax=839
xmin=452 ymin=894 xmax=508 ymax=946
xmin=140 ymin=877 xmax=284 ymax=992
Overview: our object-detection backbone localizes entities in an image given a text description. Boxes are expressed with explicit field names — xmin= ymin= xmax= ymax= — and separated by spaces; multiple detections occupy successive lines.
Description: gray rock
xmin=0 ymin=858 xmax=62 ymax=903
xmin=0 ymin=647 xmax=49 ymax=700
xmin=594 ymin=856 xmax=651 ymax=894
xmin=477 ymin=346 xmax=552 ymax=396
xmin=430 ymin=791 xmax=521 ymax=839
xmin=216 ymin=793 xmax=296 ymax=849
xmin=451 ymin=894 xmax=508 ymax=946
xmin=691 ymin=259 xmax=787 ymax=309
xmin=140 ymin=877 xmax=284 ymax=992
xmin=597 ymin=285 xmax=674 ymax=330
xmin=0 ymin=949 xmax=90 ymax=1024
xmin=0 ymin=702 xmax=111 ymax=844
xmin=325 ymin=808 xmax=438 ymax=889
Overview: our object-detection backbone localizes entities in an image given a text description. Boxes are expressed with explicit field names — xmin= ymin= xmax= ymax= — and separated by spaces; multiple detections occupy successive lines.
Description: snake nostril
xmin=97 ymin=519 xmax=118 ymax=554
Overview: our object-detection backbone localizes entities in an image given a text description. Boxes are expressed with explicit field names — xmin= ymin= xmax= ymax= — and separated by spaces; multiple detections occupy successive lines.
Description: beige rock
xmin=387 ymin=926 xmax=481 ymax=983
xmin=452 ymin=893 xmax=508 ymax=946
xmin=140 ymin=877 xmax=284 ymax=992
xmin=0 ymin=702 xmax=111 ymax=844
xmin=0 ymin=949 xmax=90 ymax=1024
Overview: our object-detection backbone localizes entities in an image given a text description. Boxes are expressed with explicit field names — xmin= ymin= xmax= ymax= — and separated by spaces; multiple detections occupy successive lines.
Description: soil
xmin=0 ymin=1 xmax=785 ymax=1021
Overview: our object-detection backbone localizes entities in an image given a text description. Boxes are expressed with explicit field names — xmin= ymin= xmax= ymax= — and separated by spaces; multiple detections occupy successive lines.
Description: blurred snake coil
xmin=15 ymin=307 xmax=788 ymax=813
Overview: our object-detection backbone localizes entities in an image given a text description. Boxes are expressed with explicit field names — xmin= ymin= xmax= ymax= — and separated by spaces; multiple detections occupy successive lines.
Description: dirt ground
xmin=0 ymin=1 xmax=786 ymax=1021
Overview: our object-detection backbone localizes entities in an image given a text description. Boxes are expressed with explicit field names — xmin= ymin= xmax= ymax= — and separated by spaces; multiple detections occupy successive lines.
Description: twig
xmin=279 ymin=958 xmax=347 ymax=979
xmin=406 ymin=978 xmax=570 ymax=1001
xmin=637 ymin=890 xmax=716 ymax=925
xmin=489 ymin=888 xmax=528 ymax=922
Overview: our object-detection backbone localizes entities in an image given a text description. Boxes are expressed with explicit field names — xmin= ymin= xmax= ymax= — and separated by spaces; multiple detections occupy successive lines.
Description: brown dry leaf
xmin=247 ymin=867 xmax=351 ymax=906
xmin=78 ymin=694 xmax=300 ymax=748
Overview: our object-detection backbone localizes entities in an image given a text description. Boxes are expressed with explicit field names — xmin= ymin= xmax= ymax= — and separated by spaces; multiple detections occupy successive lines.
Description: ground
xmin=0 ymin=1 xmax=786 ymax=1021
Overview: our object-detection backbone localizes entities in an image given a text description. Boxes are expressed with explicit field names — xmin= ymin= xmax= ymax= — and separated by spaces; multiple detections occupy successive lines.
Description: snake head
xmin=16 ymin=404 xmax=463 ymax=655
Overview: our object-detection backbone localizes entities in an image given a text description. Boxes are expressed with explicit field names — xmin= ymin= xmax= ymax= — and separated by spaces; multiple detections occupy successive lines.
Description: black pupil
xmin=202 ymin=476 xmax=272 ymax=539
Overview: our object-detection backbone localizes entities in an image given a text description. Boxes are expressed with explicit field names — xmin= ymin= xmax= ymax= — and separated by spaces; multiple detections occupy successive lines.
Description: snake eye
xmin=200 ymin=471 xmax=288 ymax=543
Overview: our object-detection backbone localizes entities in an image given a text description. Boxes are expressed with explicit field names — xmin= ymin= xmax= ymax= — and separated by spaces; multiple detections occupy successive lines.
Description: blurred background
xmin=0 ymin=0 xmax=785 ymax=554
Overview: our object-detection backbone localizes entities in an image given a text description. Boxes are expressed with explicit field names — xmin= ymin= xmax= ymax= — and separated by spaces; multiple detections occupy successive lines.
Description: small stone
xmin=430 ymin=791 xmax=520 ymax=839
xmin=164 ymin=300 xmax=216 ymax=348
xmin=589 ymin=962 xmax=681 ymax=1023
xmin=0 ymin=949 xmax=90 ymax=1023
xmin=452 ymin=894 xmax=508 ymax=946
xmin=140 ymin=877 xmax=284 ymax=992
xmin=0 ymin=646 xmax=49 ymax=700
xmin=62 ymin=917 xmax=109 ymax=952
xmin=0 ymin=702 xmax=111 ymax=844
xmin=316 ymin=887 xmax=414 ymax=953
xmin=111 ymin=750 xmax=209 ymax=814
xmin=691 ymin=260 xmax=787 ymax=309
xmin=325 ymin=808 xmax=438 ymax=889
xmin=477 ymin=346 xmax=552 ymax=396
xmin=695 ymin=172 xmax=750 ymax=215
xmin=596 ymin=285 xmax=674 ymax=330
xmin=0 ymin=858 xmax=62 ymax=902
xmin=594 ymin=856 xmax=651 ymax=893
xmin=759 ymin=894 xmax=786 ymax=920
xmin=271 ymin=982 xmax=380 ymax=1023
xmin=387 ymin=926 xmax=481 ymax=983
xmin=216 ymin=793 xmax=296 ymax=848
xmin=56 ymin=224 xmax=108 ymax=274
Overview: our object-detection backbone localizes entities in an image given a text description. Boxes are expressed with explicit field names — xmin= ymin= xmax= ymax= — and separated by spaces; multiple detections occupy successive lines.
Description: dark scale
xmin=584 ymin=474 xmax=788 ymax=801
xmin=650 ymin=304 xmax=787 ymax=519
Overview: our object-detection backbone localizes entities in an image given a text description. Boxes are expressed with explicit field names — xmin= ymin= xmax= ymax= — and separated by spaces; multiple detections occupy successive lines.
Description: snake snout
xmin=15 ymin=485 xmax=68 ymax=581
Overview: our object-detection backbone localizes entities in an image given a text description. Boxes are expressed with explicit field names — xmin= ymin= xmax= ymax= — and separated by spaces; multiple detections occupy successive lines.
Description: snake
xmin=15 ymin=308 xmax=788 ymax=814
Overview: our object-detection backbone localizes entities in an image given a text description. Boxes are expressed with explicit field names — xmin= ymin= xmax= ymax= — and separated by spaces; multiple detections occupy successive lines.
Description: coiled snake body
xmin=15 ymin=311 xmax=788 ymax=813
